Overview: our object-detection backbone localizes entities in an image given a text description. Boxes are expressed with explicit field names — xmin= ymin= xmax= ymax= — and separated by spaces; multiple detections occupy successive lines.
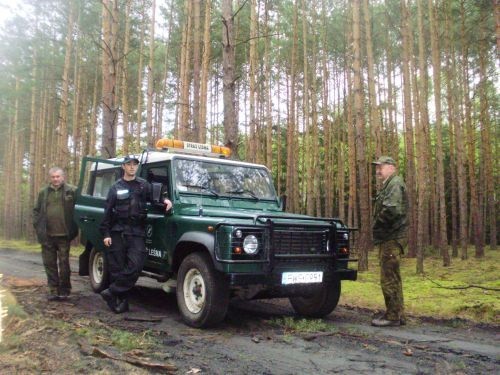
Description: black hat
xmin=372 ymin=156 xmax=396 ymax=165
xmin=122 ymin=155 xmax=140 ymax=164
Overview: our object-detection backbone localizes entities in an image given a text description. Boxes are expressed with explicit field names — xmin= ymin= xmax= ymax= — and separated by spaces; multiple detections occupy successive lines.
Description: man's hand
xmin=163 ymin=198 xmax=173 ymax=212
xmin=103 ymin=237 xmax=112 ymax=247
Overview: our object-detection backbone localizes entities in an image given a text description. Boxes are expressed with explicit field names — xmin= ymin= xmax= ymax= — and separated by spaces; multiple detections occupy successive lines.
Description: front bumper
xmin=227 ymin=267 xmax=357 ymax=287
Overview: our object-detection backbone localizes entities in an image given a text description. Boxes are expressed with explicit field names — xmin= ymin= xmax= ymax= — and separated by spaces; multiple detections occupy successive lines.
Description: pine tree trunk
xmin=479 ymin=6 xmax=496 ymax=250
xmin=248 ymin=0 xmax=258 ymax=163
xmin=146 ymin=0 xmax=156 ymax=148
xmin=121 ymin=0 xmax=131 ymax=154
xmin=401 ymin=0 xmax=417 ymax=258
xmin=57 ymin=1 xmax=75 ymax=166
xmin=415 ymin=0 xmax=431 ymax=273
xmin=179 ymin=0 xmax=193 ymax=140
xmin=199 ymin=0 xmax=211 ymax=143
xmin=136 ymin=0 xmax=146 ymax=149
xmin=363 ymin=0 xmax=381 ymax=159
xmin=352 ymin=0 xmax=371 ymax=271
xmin=285 ymin=1 xmax=298 ymax=213
xmin=101 ymin=0 xmax=118 ymax=158
xmin=191 ymin=0 xmax=201 ymax=140
xmin=221 ymin=0 xmax=238 ymax=155
xmin=428 ymin=0 xmax=450 ymax=266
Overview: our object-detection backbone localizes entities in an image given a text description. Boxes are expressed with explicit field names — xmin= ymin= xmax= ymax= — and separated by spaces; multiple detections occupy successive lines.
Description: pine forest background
xmin=0 ymin=0 xmax=497 ymax=272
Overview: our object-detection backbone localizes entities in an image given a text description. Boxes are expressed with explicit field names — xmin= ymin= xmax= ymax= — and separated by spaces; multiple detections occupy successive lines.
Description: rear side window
xmin=81 ymin=160 xmax=121 ymax=198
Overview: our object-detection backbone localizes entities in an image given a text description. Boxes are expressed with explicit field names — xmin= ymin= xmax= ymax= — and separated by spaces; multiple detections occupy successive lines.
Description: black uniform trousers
xmin=106 ymin=232 xmax=147 ymax=296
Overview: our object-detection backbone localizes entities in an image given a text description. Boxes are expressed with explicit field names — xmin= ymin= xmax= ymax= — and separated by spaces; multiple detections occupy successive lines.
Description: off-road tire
xmin=289 ymin=280 xmax=341 ymax=318
xmin=89 ymin=247 xmax=109 ymax=292
xmin=176 ymin=252 xmax=229 ymax=328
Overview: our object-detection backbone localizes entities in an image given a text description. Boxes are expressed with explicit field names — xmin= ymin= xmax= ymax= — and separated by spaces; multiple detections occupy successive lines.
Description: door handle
xmin=79 ymin=216 xmax=95 ymax=222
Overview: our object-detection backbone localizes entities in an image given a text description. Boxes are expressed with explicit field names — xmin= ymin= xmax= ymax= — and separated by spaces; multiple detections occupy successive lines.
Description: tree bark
xmin=221 ymin=0 xmax=238 ymax=156
xmin=101 ymin=0 xmax=118 ymax=158
xmin=428 ymin=0 xmax=450 ymax=266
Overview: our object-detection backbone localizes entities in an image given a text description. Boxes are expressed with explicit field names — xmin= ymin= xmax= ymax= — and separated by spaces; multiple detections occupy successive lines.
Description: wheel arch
xmin=78 ymin=240 xmax=94 ymax=276
xmin=172 ymin=231 xmax=219 ymax=273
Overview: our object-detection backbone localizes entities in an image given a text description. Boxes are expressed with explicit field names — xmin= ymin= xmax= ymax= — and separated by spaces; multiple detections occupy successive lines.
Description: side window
xmin=81 ymin=161 xmax=121 ymax=198
xmin=145 ymin=165 xmax=170 ymax=198
xmin=93 ymin=170 xmax=120 ymax=197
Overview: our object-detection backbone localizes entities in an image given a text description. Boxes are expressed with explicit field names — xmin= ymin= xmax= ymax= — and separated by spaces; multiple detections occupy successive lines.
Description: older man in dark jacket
xmin=33 ymin=167 xmax=78 ymax=301
xmin=371 ymin=156 xmax=409 ymax=327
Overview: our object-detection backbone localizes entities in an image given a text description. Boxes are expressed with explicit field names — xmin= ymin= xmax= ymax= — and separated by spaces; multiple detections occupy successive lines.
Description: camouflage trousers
xmin=41 ymin=236 xmax=72 ymax=295
xmin=379 ymin=239 xmax=407 ymax=321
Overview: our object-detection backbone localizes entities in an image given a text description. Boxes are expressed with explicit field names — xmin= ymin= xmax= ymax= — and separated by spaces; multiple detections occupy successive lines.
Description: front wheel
xmin=289 ymin=280 xmax=341 ymax=318
xmin=89 ymin=247 xmax=109 ymax=292
xmin=176 ymin=252 xmax=229 ymax=328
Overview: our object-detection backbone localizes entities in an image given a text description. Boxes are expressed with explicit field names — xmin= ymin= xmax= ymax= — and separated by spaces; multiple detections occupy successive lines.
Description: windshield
xmin=173 ymin=158 xmax=277 ymax=200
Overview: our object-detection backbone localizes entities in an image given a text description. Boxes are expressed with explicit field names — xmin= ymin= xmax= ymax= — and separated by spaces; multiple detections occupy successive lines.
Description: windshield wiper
xmin=181 ymin=184 xmax=219 ymax=197
xmin=227 ymin=189 xmax=260 ymax=200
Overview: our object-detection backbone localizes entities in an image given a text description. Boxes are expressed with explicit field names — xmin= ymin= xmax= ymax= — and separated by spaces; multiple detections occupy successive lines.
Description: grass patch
xmin=342 ymin=247 xmax=500 ymax=324
xmin=270 ymin=316 xmax=335 ymax=333
xmin=0 ymin=237 xmax=84 ymax=257
xmin=74 ymin=320 xmax=156 ymax=352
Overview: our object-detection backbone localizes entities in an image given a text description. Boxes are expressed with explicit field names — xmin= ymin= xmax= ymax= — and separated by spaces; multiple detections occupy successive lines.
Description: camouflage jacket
xmin=372 ymin=174 xmax=408 ymax=245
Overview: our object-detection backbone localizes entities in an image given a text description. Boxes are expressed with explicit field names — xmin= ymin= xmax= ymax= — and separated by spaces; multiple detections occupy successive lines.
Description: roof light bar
xmin=155 ymin=138 xmax=231 ymax=158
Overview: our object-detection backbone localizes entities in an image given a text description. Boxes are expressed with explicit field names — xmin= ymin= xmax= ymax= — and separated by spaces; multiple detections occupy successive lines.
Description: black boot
xmin=100 ymin=288 xmax=117 ymax=312
xmin=115 ymin=296 xmax=129 ymax=313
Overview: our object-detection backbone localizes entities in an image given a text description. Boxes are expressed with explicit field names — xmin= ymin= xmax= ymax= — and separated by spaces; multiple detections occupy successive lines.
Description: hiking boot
xmin=371 ymin=317 xmax=401 ymax=327
xmin=100 ymin=289 xmax=117 ymax=312
xmin=58 ymin=291 xmax=70 ymax=300
xmin=47 ymin=293 xmax=59 ymax=301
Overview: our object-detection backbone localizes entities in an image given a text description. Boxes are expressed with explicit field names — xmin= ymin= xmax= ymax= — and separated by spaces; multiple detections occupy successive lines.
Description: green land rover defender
xmin=75 ymin=139 xmax=357 ymax=328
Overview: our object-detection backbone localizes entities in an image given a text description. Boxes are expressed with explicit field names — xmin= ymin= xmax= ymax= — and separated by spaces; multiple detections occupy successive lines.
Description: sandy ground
xmin=0 ymin=248 xmax=498 ymax=374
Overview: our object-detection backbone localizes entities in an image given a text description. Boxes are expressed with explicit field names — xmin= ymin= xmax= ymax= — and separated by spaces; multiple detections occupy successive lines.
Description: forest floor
xmin=0 ymin=247 xmax=499 ymax=374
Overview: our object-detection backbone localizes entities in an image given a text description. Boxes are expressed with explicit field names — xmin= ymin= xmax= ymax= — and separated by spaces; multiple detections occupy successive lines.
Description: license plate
xmin=281 ymin=271 xmax=323 ymax=285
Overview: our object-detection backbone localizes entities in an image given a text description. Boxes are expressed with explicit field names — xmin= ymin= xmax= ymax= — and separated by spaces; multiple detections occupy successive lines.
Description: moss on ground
xmin=0 ymin=238 xmax=84 ymax=257
xmin=341 ymin=247 xmax=499 ymax=323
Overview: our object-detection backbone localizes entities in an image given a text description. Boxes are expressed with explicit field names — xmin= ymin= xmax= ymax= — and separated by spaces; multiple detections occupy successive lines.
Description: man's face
xmin=375 ymin=163 xmax=395 ymax=182
xmin=49 ymin=170 xmax=64 ymax=188
xmin=122 ymin=161 xmax=139 ymax=178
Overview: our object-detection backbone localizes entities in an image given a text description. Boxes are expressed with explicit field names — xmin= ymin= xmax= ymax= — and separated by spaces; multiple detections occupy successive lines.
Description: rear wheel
xmin=289 ymin=280 xmax=341 ymax=318
xmin=176 ymin=252 xmax=229 ymax=328
xmin=89 ymin=247 xmax=109 ymax=292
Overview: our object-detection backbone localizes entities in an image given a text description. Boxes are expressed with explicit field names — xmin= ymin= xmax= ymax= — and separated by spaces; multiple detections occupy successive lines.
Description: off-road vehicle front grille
xmin=272 ymin=229 xmax=328 ymax=255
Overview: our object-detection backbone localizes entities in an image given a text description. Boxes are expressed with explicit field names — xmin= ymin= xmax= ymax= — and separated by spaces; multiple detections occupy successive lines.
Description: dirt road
xmin=1 ymin=248 xmax=498 ymax=374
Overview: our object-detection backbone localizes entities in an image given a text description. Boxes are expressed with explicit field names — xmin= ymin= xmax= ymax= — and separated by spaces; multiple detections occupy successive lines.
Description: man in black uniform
xmin=99 ymin=155 xmax=172 ymax=313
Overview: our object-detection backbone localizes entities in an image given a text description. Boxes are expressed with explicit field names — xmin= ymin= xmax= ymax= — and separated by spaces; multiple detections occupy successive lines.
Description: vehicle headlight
xmin=243 ymin=235 xmax=259 ymax=255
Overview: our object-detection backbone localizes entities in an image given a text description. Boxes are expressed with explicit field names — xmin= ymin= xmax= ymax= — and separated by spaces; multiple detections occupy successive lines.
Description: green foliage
xmin=342 ymin=248 xmax=500 ymax=324
xmin=270 ymin=316 xmax=335 ymax=333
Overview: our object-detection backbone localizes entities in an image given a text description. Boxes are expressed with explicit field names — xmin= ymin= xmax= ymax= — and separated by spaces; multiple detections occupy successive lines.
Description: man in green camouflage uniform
xmin=371 ymin=156 xmax=408 ymax=327
xmin=33 ymin=167 xmax=78 ymax=301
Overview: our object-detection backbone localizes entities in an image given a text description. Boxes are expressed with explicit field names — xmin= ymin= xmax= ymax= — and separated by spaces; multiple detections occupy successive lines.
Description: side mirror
xmin=280 ymin=194 xmax=287 ymax=211
xmin=151 ymin=182 xmax=162 ymax=203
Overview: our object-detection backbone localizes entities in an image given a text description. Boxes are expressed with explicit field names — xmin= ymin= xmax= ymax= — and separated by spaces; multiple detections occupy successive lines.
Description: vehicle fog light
xmin=234 ymin=229 xmax=243 ymax=238
xmin=243 ymin=235 xmax=259 ymax=255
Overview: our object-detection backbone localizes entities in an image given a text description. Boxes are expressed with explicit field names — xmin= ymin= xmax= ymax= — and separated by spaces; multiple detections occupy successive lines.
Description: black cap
xmin=122 ymin=155 xmax=140 ymax=164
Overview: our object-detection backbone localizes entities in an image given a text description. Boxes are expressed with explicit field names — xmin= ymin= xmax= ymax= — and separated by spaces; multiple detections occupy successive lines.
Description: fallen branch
xmin=424 ymin=276 xmax=500 ymax=292
xmin=301 ymin=330 xmax=366 ymax=341
xmin=124 ymin=316 xmax=163 ymax=323
xmin=85 ymin=345 xmax=176 ymax=372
